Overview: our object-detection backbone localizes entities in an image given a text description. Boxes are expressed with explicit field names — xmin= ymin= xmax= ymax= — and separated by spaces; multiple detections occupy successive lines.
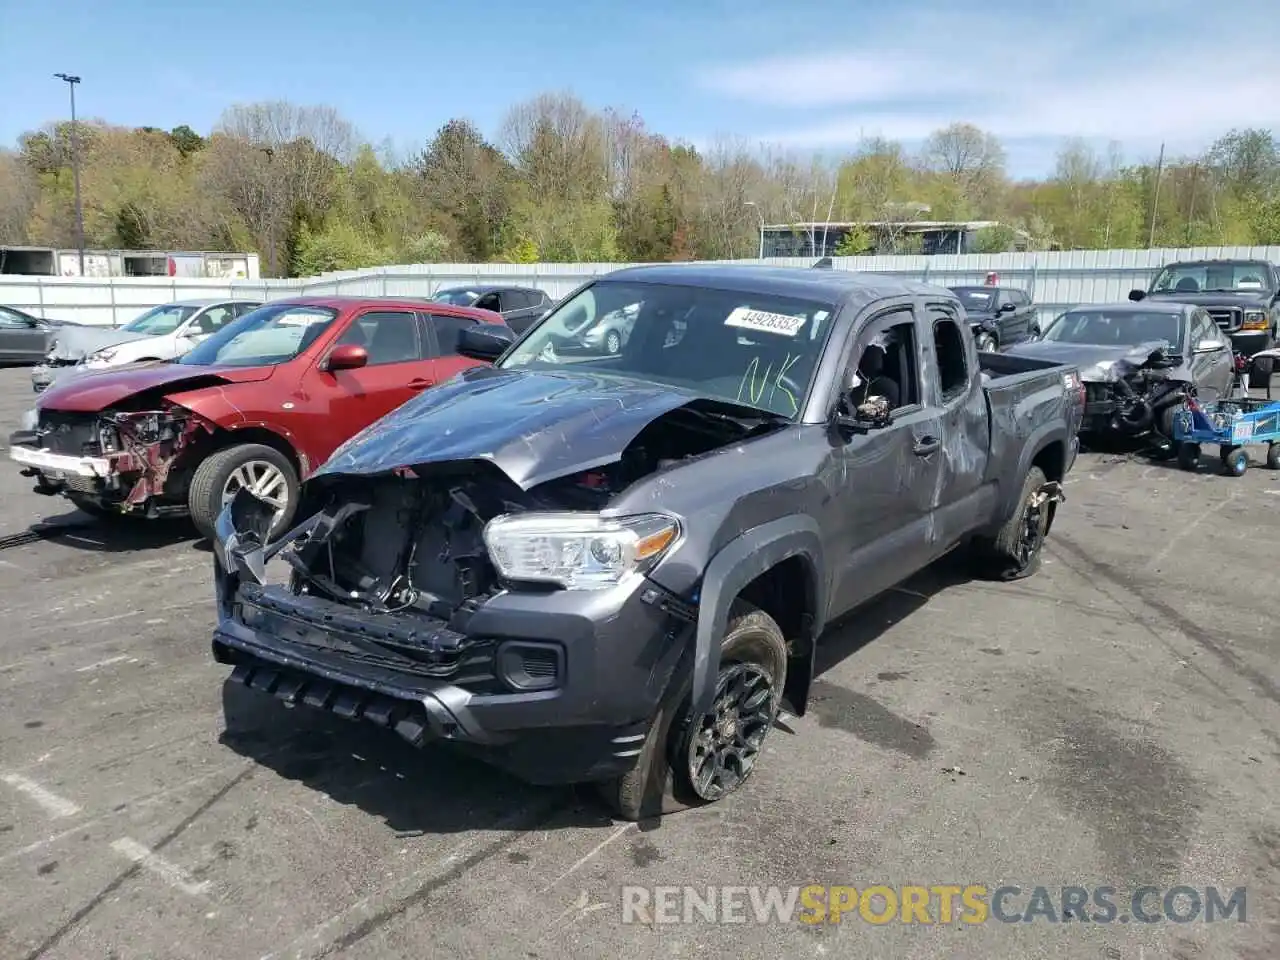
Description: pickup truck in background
xmin=210 ymin=265 xmax=1085 ymax=821
xmin=1130 ymin=258 xmax=1280 ymax=389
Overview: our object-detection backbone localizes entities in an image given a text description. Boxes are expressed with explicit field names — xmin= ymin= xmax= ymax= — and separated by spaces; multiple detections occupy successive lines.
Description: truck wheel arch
xmin=1012 ymin=430 xmax=1068 ymax=532
xmin=690 ymin=516 xmax=826 ymax=722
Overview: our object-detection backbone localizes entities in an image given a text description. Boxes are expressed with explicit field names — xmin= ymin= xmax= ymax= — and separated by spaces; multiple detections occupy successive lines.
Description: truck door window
xmin=931 ymin=313 xmax=969 ymax=403
xmin=850 ymin=317 xmax=919 ymax=411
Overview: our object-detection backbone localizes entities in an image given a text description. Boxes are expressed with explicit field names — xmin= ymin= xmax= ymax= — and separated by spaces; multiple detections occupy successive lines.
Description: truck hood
xmin=1141 ymin=290 xmax=1272 ymax=307
xmin=46 ymin=325 xmax=150 ymax=362
xmin=1005 ymin=339 xmax=1179 ymax=382
xmin=37 ymin=362 xmax=276 ymax=413
xmin=315 ymin=366 xmax=756 ymax=489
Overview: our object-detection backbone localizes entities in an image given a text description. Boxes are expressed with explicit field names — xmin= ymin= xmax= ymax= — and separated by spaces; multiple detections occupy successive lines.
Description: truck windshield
xmin=500 ymin=280 xmax=836 ymax=419
xmin=1150 ymin=262 xmax=1272 ymax=294
xmin=1043 ymin=310 xmax=1184 ymax=348
xmin=122 ymin=304 xmax=198 ymax=335
xmin=179 ymin=303 xmax=339 ymax=367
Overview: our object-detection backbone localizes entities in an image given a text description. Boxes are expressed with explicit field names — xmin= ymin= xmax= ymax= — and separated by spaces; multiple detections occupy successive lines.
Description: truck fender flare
xmin=691 ymin=516 xmax=826 ymax=719
xmin=1003 ymin=424 xmax=1068 ymax=524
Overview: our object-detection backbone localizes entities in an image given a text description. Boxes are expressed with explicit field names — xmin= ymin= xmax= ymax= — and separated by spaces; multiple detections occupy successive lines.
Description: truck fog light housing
xmin=483 ymin=512 xmax=680 ymax=590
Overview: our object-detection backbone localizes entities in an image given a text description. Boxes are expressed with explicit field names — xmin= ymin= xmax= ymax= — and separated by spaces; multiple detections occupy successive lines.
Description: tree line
xmin=1 ymin=93 xmax=1277 ymax=276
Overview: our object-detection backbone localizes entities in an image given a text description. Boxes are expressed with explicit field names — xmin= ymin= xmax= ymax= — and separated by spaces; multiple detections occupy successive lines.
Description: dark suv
xmin=948 ymin=285 xmax=1039 ymax=351
xmin=429 ymin=285 xmax=554 ymax=335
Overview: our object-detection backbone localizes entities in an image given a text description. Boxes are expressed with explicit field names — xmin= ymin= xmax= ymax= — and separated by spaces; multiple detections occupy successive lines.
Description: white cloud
xmin=697 ymin=0 xmax=1280 ymax=149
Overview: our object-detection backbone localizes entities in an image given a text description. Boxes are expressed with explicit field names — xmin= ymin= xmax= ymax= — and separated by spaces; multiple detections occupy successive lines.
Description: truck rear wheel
xmin=975 ymin=466 xmax=1051 ymax=581
xmin=596 ymin=601 xmax=787 ymax=821
xmin=188 ymin=443 xmax=299 ymax=541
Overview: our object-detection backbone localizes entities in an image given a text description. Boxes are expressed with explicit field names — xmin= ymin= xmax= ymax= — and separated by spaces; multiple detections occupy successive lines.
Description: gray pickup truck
xmin=210 ymin=264 xmax=1085 ymax=820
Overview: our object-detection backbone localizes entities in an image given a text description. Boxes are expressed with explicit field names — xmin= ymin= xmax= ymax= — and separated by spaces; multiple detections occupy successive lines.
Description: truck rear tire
xmin=187 ymin=443 xmax=299 ymax=541
xmin=596 ymin=601 xmax=787 ymax=822
xmin=975 ymin=466 xmax=1050 ymax=581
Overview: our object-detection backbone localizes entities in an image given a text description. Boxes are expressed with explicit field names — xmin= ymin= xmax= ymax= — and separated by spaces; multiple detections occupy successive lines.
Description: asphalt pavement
xmin=0 ymin=363 xmax=1277 ymax=960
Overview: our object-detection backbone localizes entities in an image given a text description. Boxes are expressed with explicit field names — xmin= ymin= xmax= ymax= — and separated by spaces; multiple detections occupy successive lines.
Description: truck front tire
xmin=596 ymin=601 xmax=787 ymax=821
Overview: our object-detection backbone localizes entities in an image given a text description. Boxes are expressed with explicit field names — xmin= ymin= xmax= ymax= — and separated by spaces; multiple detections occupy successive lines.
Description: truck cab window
xmin=851 ymin=318 xmax=919 ymax=410
xmin=933 ymin=318 xmax=968 ymax=402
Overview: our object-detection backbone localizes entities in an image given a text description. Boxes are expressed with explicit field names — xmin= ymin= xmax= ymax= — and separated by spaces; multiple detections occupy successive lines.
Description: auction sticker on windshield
xmin=725 ymin=307 xmax=808 ymax=337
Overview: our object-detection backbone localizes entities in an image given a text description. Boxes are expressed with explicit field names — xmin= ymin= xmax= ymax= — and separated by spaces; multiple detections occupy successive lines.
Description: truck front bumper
xmin=212 ymin=578 xmax=692 ymax=785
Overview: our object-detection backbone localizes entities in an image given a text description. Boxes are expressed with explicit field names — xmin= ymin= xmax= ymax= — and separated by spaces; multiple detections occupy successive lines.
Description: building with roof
xmin=760 ymin=220 xmax=1030 ymax=258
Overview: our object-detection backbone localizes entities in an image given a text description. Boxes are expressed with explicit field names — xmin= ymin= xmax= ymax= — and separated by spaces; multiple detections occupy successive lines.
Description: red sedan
xmin=8 ymin=296 xmax=514 ymax=537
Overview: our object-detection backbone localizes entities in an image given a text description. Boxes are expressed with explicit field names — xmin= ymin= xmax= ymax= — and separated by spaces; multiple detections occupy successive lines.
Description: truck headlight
xmin=1242 ymin=310 xmax=1267 ymax=331
xmin=482 ymin=512 xmax=679 ymax=590
xmin=87 ymin=348 xmax=118 ymax=364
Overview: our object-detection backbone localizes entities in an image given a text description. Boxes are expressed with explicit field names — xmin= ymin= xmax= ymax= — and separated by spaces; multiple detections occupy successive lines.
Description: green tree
xmin=833 ymin=225 xmax=873 ymax=255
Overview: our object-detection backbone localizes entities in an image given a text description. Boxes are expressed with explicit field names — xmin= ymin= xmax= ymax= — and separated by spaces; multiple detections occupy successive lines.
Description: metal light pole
xmin=54 ymin=73 xmax=86 ymax=276
xmin=259 ymin=146 xmax=277 ymax=276
xmin=744 ymin=201 xmax=766 ymax=259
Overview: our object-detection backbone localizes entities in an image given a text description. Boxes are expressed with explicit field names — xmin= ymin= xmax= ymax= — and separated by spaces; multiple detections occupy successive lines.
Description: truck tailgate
xmin=979 ymin=352 xmax=1085 ymax=487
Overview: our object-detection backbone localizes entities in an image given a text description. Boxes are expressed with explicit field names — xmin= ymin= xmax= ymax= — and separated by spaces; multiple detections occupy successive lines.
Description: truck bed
xmin=978 ymin=350 xmax=1083 ymax=511
xmin=978 ymin=350 xmax=1074 ymax=384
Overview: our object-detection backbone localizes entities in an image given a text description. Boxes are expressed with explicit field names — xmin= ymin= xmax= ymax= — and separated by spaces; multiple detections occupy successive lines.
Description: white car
xmin=33 ymin=298 xmax=261 ymax=392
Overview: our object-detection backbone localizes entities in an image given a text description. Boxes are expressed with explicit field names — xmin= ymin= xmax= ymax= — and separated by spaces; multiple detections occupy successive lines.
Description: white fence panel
xmin=4 ymin=246 xmax=1279 ymax=327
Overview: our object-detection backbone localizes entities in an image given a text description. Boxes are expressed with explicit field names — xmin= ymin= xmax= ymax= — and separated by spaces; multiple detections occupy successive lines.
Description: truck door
xmin=825 ymin=305 xmax=943 ymax=618
xmin=921 ymin=300 xmax=993 ymax=559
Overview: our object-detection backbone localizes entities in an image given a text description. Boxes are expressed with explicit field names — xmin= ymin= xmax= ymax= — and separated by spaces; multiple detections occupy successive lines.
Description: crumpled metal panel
xmin=1004 ymin=339 xmax=1184 ymax=383
xmin=45 ymin=326 xmax=144 ymax=363
xmin=314 ymin=366 xmax=711 ymax=490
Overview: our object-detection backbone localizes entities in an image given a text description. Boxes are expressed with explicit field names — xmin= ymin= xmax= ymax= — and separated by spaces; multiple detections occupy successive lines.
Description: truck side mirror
xmin=1128 ymin=289 xmax=1146 ymax=302
xmin=833 ymin=376 xmax=892 ymax=433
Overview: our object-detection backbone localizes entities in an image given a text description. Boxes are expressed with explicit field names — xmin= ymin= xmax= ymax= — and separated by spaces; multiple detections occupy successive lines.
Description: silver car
xmin=32 ymin=298 xmax=260 ymax=392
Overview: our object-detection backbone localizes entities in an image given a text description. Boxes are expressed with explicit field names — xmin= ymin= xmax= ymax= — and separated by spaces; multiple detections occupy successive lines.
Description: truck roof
xmin=603 ymin=263 xmax=946 ymax=308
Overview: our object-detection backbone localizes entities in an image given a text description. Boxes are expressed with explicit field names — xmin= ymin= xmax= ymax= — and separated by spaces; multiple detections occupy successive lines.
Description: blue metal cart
xmin=1172 ymin=393 xmax=1280 ymax=476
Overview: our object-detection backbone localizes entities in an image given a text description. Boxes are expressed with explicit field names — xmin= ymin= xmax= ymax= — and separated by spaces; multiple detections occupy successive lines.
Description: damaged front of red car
xmin=8 ymin=363 xmax=274 ymax=520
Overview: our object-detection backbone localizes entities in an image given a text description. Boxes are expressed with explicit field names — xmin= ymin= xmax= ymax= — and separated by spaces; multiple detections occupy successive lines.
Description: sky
xmin=1 ymin=0 xmax=1276 ymax=179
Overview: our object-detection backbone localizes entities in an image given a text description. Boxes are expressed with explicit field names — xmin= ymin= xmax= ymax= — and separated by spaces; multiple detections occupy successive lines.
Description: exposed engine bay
xmin=22 ymin=401 xmax=209 ymax=511
xmin=1080 ymin=345 xmax=1192 ymax=438
xmin=263 ymin=403 xmax=778 ymax=627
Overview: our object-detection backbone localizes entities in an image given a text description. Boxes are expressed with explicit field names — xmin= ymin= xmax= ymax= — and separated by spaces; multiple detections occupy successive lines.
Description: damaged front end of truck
xmin=209 ymin=367 xmax=788 ymax=784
